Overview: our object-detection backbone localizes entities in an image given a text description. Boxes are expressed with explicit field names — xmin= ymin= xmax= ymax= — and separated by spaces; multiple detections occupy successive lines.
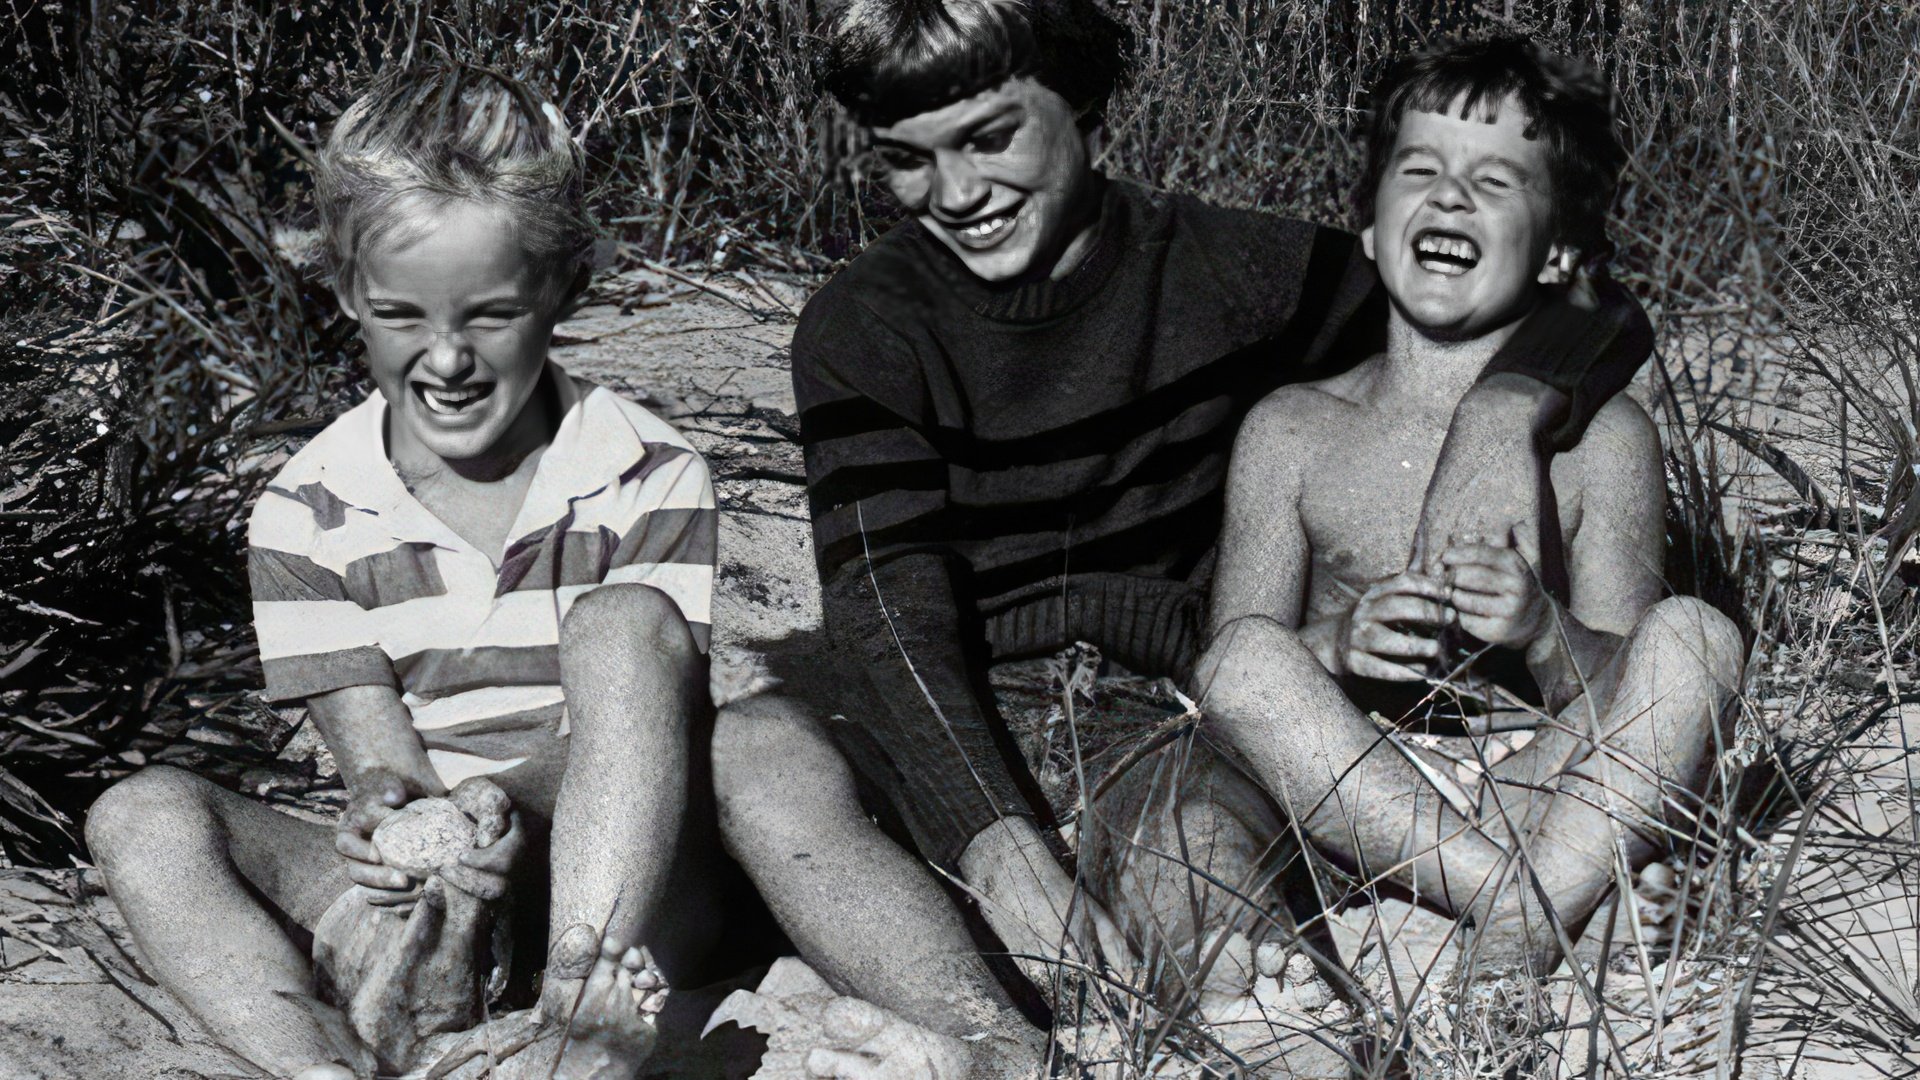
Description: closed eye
xmin=969 ymin=127 xmax=1015 ymax=154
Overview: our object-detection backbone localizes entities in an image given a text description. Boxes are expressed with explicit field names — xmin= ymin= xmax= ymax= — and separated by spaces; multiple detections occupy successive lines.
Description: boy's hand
xmin=336 ymin=771 xmax=430 ymax=910
xmin=1339 ymin=572 xmax=1454 ymax=681
xmin=441 ymin=809 xmax=526 ymax=902
xmin=1440 ymin=533 xmax=1551 ymax=650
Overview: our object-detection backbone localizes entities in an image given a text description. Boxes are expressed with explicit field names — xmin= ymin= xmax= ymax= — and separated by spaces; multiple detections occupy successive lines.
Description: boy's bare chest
xmin=1297 ymin=419 xmax=1447 ymax=598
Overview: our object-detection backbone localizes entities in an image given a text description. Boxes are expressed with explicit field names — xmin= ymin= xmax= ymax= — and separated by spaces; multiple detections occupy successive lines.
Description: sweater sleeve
xmin=1481 ymin=273 xmax=1655 ymax=450
xmin=793 ymin=300 xmax=1035 ymax=868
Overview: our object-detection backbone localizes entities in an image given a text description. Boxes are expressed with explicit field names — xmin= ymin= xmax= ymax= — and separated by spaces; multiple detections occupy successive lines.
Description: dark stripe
xmin=344 ymin=542 xmax=448 ymax=609
xmin=806 ymin=461 xmax=946 ymax=517
xmin=625 ymin=441 xmax=696 ymax=486
xmin=970 ymin=492 xmax=1225 ymax=597
xmin=420 ymin=725 xmax=562 ymax=762
xmin=268 ymin=482 xmax=350 ymax=530
xmin=798 ymin=393 xmax=923 ymax=444
xmin=395 ymin=645 xmax=562 ymax=699
xmin=418 ymin=703 xmax=566 ymax=740
xmin=609 ymin=507 xmax=719 ymax=569
xmin=946 ymin=430 xmax=1230 ymax=522
xmin=498 ymin=512 xmax=574 ymax=596
xmin=249 ymin=548 xmax=350 ymax=603
xmin=260 ymin=646 xmax=397 ymax=702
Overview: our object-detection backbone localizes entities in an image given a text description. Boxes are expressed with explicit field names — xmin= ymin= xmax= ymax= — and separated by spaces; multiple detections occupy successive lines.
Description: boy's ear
xmin=1360 ymin=224 xmax=1377 ymax=262
xmin=334 ymin=281 xmax=361 ymax=322
xmin=555 ymin=264 xmax=593 ymax=320
xmin=1537 ymin=243 xmax=1577 ymax=285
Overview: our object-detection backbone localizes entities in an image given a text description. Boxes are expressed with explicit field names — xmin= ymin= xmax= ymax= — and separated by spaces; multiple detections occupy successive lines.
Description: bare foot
xmin=537 ymin=924 xmax=667 ymax=1080
xmin=802 ymin=995 xmax=1043 ymax=1080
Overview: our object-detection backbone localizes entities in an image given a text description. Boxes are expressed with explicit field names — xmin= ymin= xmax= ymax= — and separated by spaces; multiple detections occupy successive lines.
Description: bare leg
xmin=712 ymin=695 xmax=1044 ymax=1077
xmin=1194 ymin=616 xmax=1516 ymax=923
xmin=1482 ymin=596 xmax=1744 ymax=931
xmin=86 ymin=765 xmax=368 ymax=1077
xmin=538 ymin=583 xmax=705 ymax=1078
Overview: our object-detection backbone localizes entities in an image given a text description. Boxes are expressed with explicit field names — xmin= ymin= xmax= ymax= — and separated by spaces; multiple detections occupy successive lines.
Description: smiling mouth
xmin=945 ymin=208 xmax=1020 ymax=249
xmin=1413 ymin=230 xmax=1481 ymax=276
xmin=415 ymin=382 xmax=494 ymax=416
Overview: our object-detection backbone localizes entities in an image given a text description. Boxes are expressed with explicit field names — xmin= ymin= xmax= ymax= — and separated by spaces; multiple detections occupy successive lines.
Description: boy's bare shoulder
xmin=1240 ymin=369 xmax=1374 ymax=447
xmin=1566 ymin=391 xmax=1661 ymax=464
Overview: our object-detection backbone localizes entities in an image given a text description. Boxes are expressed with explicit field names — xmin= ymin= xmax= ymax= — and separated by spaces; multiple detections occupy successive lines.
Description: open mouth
xmin=1412 ymin=229 xmax=1481 ymax=277
xmin=946 ymin=207 xmax=1020 ymax=250
xmin=415 ymin=382 xmax=494 ymax=416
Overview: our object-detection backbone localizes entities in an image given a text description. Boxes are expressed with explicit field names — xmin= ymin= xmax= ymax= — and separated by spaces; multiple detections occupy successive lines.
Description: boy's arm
xmin=1415 ymin=273 xmax=1655 ymax=576
xmin=1441 ymin=398 xmax=1667 ymax=712
xmin=795 ymin=335 xmax=1035 ymax=872
xmin=1206 ymin=396 xmax=1312 ymax=646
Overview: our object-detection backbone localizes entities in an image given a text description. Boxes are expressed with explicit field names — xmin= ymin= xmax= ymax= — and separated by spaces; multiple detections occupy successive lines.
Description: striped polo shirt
xmin=248 ymin=363 xmax=715 ymax=788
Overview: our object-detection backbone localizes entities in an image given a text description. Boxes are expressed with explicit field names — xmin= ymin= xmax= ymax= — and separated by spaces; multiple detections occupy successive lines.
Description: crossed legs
xmin=88 ymin=583 xmax=704 ymax=1078
xmin=1194 ymin=595 xmax=1743 ymax=975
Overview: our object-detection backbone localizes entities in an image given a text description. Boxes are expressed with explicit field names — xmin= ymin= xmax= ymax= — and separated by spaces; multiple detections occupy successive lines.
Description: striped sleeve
xmin=793 ymin=318 xmax=949 ymax=579
xmin=791 ymin=297 xmax=1036 ymax=868
xmin=248 ymin=486 xmax=398 ymax=702
xmin=605 ymin=441 xmax=718 ymax=653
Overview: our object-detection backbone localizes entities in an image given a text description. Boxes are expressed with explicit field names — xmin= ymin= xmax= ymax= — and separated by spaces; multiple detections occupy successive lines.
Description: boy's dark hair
xmin=1358 ymin=34 xmax=1627 ymax=263
xmin=822 ymin=0 xmax=1132 ymax=129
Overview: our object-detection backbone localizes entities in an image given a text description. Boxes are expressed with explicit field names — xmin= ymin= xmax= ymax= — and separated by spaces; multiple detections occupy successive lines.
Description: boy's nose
xmin=421 ymin=330 xmax=475 ymax=379
xmin=1428 ymin=173 xmax=1475 ymax=213
xmin=930 ymin=149 xmax=990 ymax=220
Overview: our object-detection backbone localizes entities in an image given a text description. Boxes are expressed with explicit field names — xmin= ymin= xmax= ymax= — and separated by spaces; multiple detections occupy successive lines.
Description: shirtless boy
xmin=1197 ymin=36 xmax=1745 ymax=978
xmin=85 ymin=67 xmax=720 ymax=1078
xmin=711 ymin=3 xmax=1658 ymax=1074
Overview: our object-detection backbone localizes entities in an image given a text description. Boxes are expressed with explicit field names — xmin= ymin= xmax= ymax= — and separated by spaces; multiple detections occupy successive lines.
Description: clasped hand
xmin=334 ymin=770 xmax=527 ymax=912
xmin=1339 ymin=532 xmax=1552 ymax=681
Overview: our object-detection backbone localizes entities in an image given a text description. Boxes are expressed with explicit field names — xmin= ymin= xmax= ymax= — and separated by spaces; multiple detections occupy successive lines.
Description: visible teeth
xmin=1415 ymin=234 xmax=1479 ymax=262
xmin=961 ymin=215 xmax=1011 ymax=239
xmin=421 ymin=385 xmax=486 ymax=414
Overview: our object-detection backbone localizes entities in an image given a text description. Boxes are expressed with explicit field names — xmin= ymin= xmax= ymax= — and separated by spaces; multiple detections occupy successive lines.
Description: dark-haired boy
xmin=711 ymin=2 xmax=1658 ymax=1070
xmin=1197 ymin=36 xmax=1743 ymax=978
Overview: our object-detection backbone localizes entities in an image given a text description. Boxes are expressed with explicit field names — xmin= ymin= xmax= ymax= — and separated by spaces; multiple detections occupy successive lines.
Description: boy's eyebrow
xmin=873 ymin=102 xmax=1023 ymax=150
xmin=1392 ymin=143 xmax=1536 ymax=180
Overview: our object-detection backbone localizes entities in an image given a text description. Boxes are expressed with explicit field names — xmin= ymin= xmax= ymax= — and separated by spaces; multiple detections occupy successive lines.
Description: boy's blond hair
xmin=316 ymin=64 xmax=591 ymax=303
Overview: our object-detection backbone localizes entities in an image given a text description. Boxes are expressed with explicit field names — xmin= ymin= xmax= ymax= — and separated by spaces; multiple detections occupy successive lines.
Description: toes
xmin=549 ymin=922 xmax=602 ymax=981
xmin=805 ymin=1047 xmax=879 ymax=1080
xmin=821 ymin=996 xmax=889 ymax=1048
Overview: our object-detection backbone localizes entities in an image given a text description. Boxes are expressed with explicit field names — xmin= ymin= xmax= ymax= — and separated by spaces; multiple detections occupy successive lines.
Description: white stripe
xmin=249 ymin=488 xmax=426 ymax=574
xmin=409 ymin=685 xmax=568 ymax=731
xmin=427 ymin=750 xmax=528 ymax=789
xmin=253 ymin=600 xmax=373 ymax=660
xmin=601 ymin=562 xmax=714 ymax=626
xmin=371 ymin=588 xmax=561 ymax=658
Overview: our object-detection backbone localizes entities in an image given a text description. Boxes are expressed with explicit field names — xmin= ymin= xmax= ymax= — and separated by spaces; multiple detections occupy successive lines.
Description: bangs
xmin=826 ymin=0 xmax=1041 ymax=127
xmin=1399 ymin=73 xmax=1542 ymax=141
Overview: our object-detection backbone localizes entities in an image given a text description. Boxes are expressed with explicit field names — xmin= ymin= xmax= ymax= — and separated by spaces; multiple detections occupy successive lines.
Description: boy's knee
xmin=1192 ymin=615 xmax=1309 ymax=718
xmin=1638 ymin=596 xmax=1744 ymax=687
xmin=86 ymin=765 xmax=205 ymax=859
xmin=562 ymin=583 xmax=697 ymax=665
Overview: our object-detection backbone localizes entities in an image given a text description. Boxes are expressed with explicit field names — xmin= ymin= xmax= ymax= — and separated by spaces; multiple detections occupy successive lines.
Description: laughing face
xmin=340 ymin=197 xmax=565 ymax=473
xmin=872 ymin=77 xmax=1100 ymax=284
xmin=1362 ymin=92 xmax=1568 ymax=340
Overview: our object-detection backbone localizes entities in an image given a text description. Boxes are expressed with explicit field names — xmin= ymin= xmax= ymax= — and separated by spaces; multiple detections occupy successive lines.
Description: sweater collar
xmin=921 ymin=174 xmax=1129 ymax=323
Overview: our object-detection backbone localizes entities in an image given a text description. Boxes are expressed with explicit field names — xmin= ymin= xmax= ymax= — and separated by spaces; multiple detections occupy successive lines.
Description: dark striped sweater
xmin=792 ymin=177 xmax=1651 ymax=867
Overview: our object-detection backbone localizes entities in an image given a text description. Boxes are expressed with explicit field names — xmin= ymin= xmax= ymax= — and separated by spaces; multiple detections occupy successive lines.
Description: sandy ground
xmin=1 ymin=276 xmax=1911 ymax=1078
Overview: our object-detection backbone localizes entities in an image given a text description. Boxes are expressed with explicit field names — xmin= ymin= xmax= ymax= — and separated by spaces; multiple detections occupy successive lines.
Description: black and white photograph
xmin=0 ymin=0 xmax=1914 ymax=1076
